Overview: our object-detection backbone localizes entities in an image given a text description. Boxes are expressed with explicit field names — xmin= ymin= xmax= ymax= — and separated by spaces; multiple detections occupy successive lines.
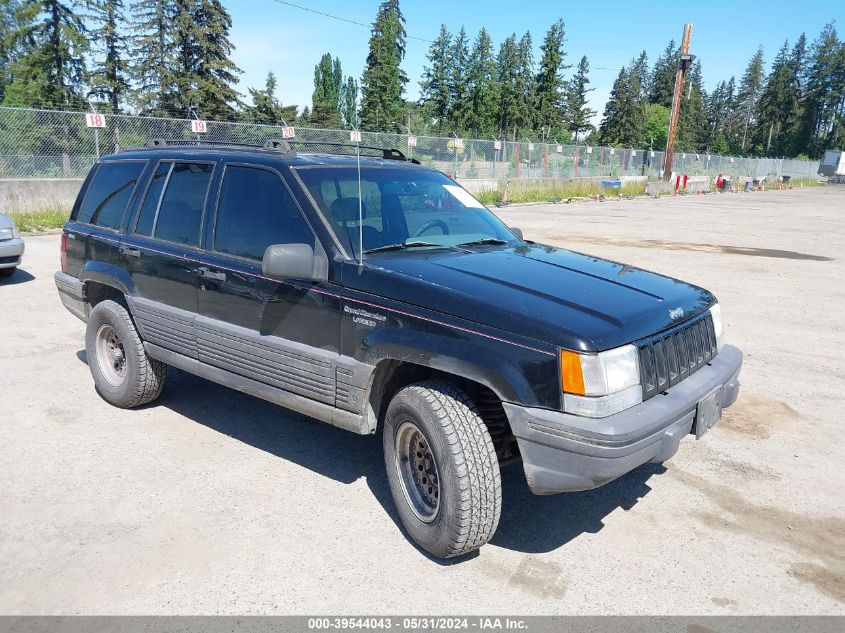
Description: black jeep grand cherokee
xmin=55 ymin=139 xmax=743 ymax=559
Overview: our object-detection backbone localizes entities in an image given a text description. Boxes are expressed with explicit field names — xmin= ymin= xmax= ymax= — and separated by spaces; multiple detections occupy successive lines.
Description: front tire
xmin=0 ymin=267 xmax=15 ymax=278
xmin=85 ymin=299 xmax=166 ymax=408
xmin=383 ymin=381 xmax=502 ymax=558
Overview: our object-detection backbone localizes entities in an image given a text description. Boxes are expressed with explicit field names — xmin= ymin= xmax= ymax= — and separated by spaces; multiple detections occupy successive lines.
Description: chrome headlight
xmin=709 ymin=303 xmax=726 ymax=351
xmin=561 ymin=344 xmax=642 ymax=418
xmin=0 ymin=226 xmax=14 ymax=240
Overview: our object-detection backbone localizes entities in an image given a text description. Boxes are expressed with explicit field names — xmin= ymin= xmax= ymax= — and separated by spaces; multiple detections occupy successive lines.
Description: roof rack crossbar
xmin=287 ymin=141 xmax=414 ymax=162
xmin=144 ymin=138 xmax=296 ymax=155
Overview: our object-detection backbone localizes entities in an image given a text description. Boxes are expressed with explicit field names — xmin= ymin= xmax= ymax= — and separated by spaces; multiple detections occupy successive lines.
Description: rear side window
xmin=133 ymin=162 xmax=213 ymax=247
xmin=77 ymin=161 xmax=146 ymax=229
xmin=213 ymin=165 xmax=314 ymax=260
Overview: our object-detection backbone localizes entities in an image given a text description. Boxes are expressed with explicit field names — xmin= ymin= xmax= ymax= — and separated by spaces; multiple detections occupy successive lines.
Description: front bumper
xmin=0 ymin=238 xmax=24 ymax=268
xmin=503 ymin=344 xmax=743 ymax=495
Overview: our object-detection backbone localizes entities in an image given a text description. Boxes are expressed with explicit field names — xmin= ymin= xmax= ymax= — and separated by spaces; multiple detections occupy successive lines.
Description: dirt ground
xmin=1 ymin=186 xmax=843 ymax=614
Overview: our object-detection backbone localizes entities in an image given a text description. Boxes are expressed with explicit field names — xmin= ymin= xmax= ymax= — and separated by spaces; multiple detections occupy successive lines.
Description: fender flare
xmin=78 ymin=261 xmax=134 ymax=299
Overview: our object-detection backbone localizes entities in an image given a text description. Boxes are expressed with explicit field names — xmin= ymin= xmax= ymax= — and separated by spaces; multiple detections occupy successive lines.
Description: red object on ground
xmin=683 ymin=174 xmax=689 ymax=189
xmin=675 ymin=175 xmax=681 ymax=192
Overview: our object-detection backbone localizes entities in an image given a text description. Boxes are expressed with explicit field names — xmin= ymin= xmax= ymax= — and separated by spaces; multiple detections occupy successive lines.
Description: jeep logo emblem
xmin=669 ymin=307 xmax=685 ymax=320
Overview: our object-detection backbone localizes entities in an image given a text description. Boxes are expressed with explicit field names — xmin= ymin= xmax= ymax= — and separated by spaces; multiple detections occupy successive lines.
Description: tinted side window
xmin=134 ymin=162 xmax=170 ymax=237
xmin=153 ymin=163 xmax=213 ymax=246
xmin=214 ymin=166 xmax=314 ymax=260
xmin=77 ymin=161 xmax=146 ymax=229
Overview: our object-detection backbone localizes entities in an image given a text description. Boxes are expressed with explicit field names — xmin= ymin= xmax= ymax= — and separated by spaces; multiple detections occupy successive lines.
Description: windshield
xmin=295 ymin=166 xmax=519 ymax=257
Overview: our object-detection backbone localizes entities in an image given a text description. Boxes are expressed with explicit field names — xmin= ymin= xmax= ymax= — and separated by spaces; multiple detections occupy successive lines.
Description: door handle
xmin=119 ymin=246 xmax=141 ymax=258
xmin=196 ymin=267 xmax=226 ymax=282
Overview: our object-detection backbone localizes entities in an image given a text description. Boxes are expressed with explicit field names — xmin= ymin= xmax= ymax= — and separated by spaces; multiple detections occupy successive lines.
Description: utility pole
xmin=663 ymin=23 xmax=695 ymax=181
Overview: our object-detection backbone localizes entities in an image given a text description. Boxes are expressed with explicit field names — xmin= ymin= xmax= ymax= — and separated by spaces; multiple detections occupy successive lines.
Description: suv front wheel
xmin=85 ymin=299 xmax=166 ymax=408
xmin=383 ymin=381 xmax=502 ymax=558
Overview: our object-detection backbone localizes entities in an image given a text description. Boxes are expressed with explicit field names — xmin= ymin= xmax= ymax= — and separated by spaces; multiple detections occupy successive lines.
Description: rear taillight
xmin=60 ymin=233 xmax=68 ymax=272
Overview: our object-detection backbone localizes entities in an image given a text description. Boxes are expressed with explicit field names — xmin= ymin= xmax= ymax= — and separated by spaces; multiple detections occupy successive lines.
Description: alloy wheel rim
xmin=95 ymin=324 xmax=127 ymax=387
xmin=395 ymin=420 xmax=441 ymax=523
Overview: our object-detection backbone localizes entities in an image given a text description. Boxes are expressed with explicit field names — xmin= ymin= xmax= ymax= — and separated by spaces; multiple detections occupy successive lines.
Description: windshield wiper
xmin=455 ymin=238 xmax=509 ymax=247
xmin=363 ymin=241 xmax=444 ymax=254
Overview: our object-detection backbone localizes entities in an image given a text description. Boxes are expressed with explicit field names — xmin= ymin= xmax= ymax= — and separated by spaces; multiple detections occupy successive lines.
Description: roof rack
xmin=143 ymin=138 xmax=296 ymax=155
xmin=287 ymin=141 xmax=420 ymax=163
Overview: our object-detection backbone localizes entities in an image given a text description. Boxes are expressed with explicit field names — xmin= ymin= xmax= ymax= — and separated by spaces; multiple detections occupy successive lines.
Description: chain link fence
xmin=0 ymin=105 xmax=821 ymax=184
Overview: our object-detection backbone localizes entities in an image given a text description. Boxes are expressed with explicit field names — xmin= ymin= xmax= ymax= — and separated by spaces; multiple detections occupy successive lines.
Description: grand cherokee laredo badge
xmin=669 ymin=307 xmax=685 ymax=320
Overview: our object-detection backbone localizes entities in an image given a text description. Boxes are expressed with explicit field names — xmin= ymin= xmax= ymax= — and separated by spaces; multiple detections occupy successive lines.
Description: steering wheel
xmin=411 ymin=219 xmax=450 ymax=238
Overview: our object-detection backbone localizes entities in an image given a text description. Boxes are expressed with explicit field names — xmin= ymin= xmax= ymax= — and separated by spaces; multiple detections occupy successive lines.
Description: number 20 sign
xmin=85 ymin=113 xmax=106 ymax=129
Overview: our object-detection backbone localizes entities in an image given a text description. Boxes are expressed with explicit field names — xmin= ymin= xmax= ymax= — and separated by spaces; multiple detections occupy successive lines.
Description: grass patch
xmin=475 ymin=179 xmax=647 ymax=205
xmin=9 ymin=207 xmax=69 ymax=232
xmin=788 ymin=177 xmax=825 ymax=187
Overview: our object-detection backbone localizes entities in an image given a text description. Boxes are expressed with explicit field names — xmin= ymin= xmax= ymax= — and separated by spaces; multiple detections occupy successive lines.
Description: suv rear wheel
xmin=383 ymin=381 xmax=502 ymax=558
xmin=85 ymin=299 xmax=166 ymax=408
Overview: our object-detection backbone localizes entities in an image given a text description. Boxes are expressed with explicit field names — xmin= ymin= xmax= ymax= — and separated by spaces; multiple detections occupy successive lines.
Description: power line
xmin=266 ymin=0 xmax=433 ymax=43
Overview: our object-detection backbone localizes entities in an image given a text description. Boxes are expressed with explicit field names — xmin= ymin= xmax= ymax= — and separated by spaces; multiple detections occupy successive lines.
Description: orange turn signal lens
xmin=560 ymin=350 xmax=585 ymax=395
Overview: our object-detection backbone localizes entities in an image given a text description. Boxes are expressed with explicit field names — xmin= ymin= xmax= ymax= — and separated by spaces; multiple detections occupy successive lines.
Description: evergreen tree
xmin=599 ymin=52 xmax=648 ymax=146
xmin=799 ymin=22 xmax=844 ymax=156
xmin=0 ymin=0 xmax=23 ymax=101
xmin=754 ymin=41 xmax=801 ymax=154
xmin=464 ymin=27 xmax=497 ymax=136
xmin=418 ymin=24 xmax=450 ymax=133
xmin=242 ymin=71 xmax=297 ymax=125
xmin=359 ymin=0 xmax=407 ymax=131
xmin=564 ymin=55 xmax=595 ymax=141
xmin=649 ymin=39 xmax=678 ymax=107
xmin=496 ymin=33 xmax=520 ymax=138
xmin=87 ymin=0 xmax=129 ymax=113
xmin=340 ymin=75 xmax=358 ymax=129
xmin=311 ymin=52 xmax=342 ymax=127
xmin=534 ymin=18 xmax=567 ymax=137
xmin=3 ymin=0 xmax=88 ymax=109
xmin=677 ymin=61 xmax=706 ymax=151
xmin=736 ymin=46 xmax=765 ymax=150
xmin=514 ymin=30 xmax=535 ymax=134
xmin=129 ymin=0 xmax=176 ymax=114
xmin=447 ymin=25 xmax=469 ymax=134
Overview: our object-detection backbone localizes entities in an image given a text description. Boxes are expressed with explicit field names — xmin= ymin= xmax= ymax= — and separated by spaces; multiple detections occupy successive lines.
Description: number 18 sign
xmin=85 ymin=113 xmax=106 ymax=129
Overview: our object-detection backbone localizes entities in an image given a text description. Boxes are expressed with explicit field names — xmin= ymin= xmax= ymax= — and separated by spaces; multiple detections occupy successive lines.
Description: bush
xmin=9 ymin=208 xmax=69 ymax=232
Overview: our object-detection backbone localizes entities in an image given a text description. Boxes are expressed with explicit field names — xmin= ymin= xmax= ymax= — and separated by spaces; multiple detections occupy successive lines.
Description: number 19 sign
xmin=191 ymin=120 xmax=208 ymax=134
xmin=85 ymin=113 xmax=106 ymax=129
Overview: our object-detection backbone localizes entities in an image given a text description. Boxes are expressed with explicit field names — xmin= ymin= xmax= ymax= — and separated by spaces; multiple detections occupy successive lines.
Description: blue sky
xmin=227 ymin=0 xmax=844 ymax=126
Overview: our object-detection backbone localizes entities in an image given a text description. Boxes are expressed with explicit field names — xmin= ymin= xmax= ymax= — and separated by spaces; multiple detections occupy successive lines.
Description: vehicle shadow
xmin=75 ymin=354 xmax=666 ymax=560
xmin=0 ymin=268 xmax=35 ymax=285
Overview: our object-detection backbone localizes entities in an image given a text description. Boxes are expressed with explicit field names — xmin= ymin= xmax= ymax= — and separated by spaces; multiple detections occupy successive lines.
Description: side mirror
xmin=510 ymin=227 xmax=524 ymax=240
xmin=262 ymin=243 xmax=328 ymax=282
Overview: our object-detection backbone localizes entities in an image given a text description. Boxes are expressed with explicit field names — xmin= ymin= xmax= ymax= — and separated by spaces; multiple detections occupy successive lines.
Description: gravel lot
xmin=1 ymin=186 xmax=843 ymax=615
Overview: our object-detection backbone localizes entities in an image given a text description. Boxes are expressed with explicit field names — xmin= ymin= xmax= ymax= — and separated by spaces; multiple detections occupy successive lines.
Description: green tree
xmin=599 ymin=52 xmax=648 ymax=146
xmin=129 ymin=0 xmax=176 ymax=114
xmin=515 ymin=31 xmax=535 ymax=134
xmin=359 ymin=0 xmax=407 ymax=131
xmin=242 ymin=71 xmax=297 ymax=125
xmin=564 ymin=55 xmax=595 ymax=141
xmin=340 ymin=75 xmax=358 ymax=129
xmin=677 ymin=61 xmax=706 ymax=151
xmin=798 ymin=23 xmax=844 ymax=157
xmin=754 ymin=41 xmax=801 ymax=155
xmin=649 ymin=39 xmax=677 ymax=107
xmin=496 ymin=33 xmax=520 ymax=138
xmin=447 ymin=25 xmax=469 ymax=134
xmin=0 ymin=0 xmax=23 ymax=101
xmin=534 ymin=18 xmax=567 ymax=137
xmin=311 ymin=52 xmax=342 ymax=127
xmin=419 ymin=24 xmax=450 ymax=133
xmin=87 ymin=0 xmax=129 ymax=113
xmin=736 ymin=45 xmax=765 ymax=150
xmin=464 ymin=27 xmax=497 ymax=136
xmin=3 ymin=0 xmax=88 ymax=109
xmin=642 ymin=102 xmax=669 ymax=150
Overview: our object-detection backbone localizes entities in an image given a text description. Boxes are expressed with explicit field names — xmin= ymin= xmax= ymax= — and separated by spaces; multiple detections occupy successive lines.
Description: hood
xmin=348 ymin=243 xmax=715 ymax=352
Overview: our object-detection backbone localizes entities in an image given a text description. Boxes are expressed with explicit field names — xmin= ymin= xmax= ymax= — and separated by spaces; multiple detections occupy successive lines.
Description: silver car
xmin=0 ymin=213 xmax=24 ymax=278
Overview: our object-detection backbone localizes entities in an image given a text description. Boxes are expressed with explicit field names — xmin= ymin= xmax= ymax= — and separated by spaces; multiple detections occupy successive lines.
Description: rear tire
xmin=85 ymin=299 xmax=166 ymax=408
xmin=383 ymin=380 xmax=501 ymax=558
xmin=0 ymin=267 xmax=15 ymax=278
